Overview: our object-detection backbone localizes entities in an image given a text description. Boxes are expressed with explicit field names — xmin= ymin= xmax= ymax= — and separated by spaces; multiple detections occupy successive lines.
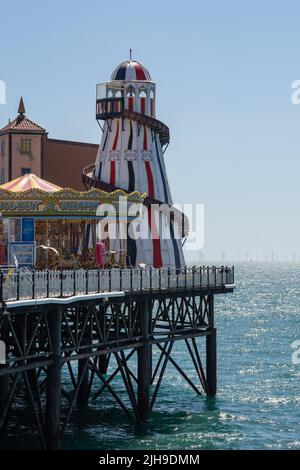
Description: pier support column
xmin=0 ymin=368 xmax=9 ymax=434
xmin=98 ymin=306 xmax=109 ymax=374
xmin=77 ymin=357 xmax=90 ymax=405
xmin=27 ymin=363 xmax=38 ymax=394
xmin=98 ymin=354 xmax=109 ymax=375
xmin=46 ymin=307 xmax=62 ymax=449
xmin=149 ymin=344 xmax=153 ymax=384
xmin=77 ymin=308 xmax=90 ymax=405
xmin=206 ymin=328 xmax=217 ymax=396
xmin=137 ymin=298 xmax=151 ymax=420
xmin=0 ymin=322 xmax=8 ymax=434
xmin=206 ymin=294 xmax=216 ymax=396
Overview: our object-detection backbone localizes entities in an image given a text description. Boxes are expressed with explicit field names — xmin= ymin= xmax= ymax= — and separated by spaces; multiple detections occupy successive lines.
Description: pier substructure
xmin=46 ymin=307 xmax=62 ymax=449
xmin=137 ymin=298 xmax=151 ymax=420
xmin=76 ymin=306 xmax=91 ymax=406
xmin=97 ymin=305 xmax=110 ymax=375
xmin=0 ymin=274 xmax=233 ymax=449
xmin=0 ymin=369 xmax=8 ymax=434
xmin=206 ymin=328 xmax=217 ymax=396
xmin=0 ymin=321 xmax=8 ymax=435
xmin=206 ymin=294 xmax=217 ymax=396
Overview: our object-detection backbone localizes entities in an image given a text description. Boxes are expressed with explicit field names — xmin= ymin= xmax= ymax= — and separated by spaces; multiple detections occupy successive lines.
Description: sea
xmin=1 ymin=262 xmax=300 ymax=450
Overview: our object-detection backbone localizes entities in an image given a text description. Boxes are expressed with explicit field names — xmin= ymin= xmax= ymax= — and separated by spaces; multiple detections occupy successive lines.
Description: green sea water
xmin=1 ymin=262 xmax=300 ymax=449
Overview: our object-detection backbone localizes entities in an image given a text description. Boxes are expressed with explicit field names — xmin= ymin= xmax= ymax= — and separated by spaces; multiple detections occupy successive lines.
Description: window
xmin=0 ymin=139 xmax=5 ymax=157
xmin=21 ymin=167 xmax=31 ymax=175
xmin=0 ymin=218 xmax=22 ymax=243
xmin=20 ymin=138 xmax=32 ymax=155
xmin=139 ymin=88 xmax=147 ymax=114
xmin=0 ymin=168 xmax=5 ymax=184
xmin=126 ymin=86 xmax=135 ymax=111
xmin=9 ymin=218 xmax=22 ymax=242
xmin=150 ymin=89 xmax=155 ymax=116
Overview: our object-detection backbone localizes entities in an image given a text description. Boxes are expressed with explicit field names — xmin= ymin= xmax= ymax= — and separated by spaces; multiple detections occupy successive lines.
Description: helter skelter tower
xmin=83 ymin=56 xmax=188 ymax=268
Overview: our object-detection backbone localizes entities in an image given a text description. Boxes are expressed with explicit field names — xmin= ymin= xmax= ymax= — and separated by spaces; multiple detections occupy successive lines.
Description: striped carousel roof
xmin=0 ymin=173 xmax=62 ymax=192
xmin=111 ymin=60 xmax=152 ymax=82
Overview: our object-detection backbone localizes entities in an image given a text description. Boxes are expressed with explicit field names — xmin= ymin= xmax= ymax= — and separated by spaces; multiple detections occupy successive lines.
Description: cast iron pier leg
xmin=206 ymin=294 xmax=217 ymax=396
xmin=98 ymin=355 xmax=109 ymax=374
xmin=0 ymin=368 xmax=9 ymax=434
xmin=77 ymin=307 xmax=90 ymax=405
xmin=0 ymin=320 xmax=8 ymax=434
xmin=77 ymin=357 xmax=90 ymax=405
xmin=137 ymin=297 xmax=151 ymax=420
xmin=46 ymin=307 xmax=62 ymax=449
xmin=98 ymin=306 xmax=109 ymax=374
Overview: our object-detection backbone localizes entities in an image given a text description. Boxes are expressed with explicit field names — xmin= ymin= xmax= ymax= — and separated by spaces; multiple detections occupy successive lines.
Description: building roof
xmin=0 ymin=173 xmax=62 ymax=192
xmin=111 ymin=60 xmax=152 ymax=82
xmin=0 ymin=115 xmax=46 ymax=135
xmin=0 ymin=97 xmax=46 ymax=135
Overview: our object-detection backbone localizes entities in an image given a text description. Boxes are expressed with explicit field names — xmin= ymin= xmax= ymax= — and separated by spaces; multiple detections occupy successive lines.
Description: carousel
xmin=0 ymin=173 xmax=144 ymax=271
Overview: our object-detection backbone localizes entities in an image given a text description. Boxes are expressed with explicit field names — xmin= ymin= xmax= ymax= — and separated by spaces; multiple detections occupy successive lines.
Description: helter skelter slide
xmin=83 ymin=56 xmax=189 ymax=268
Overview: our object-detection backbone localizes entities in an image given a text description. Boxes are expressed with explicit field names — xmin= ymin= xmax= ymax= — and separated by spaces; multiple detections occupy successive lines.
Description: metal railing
xmin=96 ymin=97 xmax=124 ymax=119
xmin=0 ymin=266 xmax=234 ymax=302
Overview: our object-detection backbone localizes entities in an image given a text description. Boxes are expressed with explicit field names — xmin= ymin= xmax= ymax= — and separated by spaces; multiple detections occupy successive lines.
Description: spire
xmin=129 ymin=48 xmax=132 ymax=61
xmin=18 ymin=97 xmax=25 ymax=115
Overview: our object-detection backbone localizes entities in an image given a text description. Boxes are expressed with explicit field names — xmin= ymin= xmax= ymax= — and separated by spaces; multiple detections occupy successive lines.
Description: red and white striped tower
xmin=84 ymin=56 xmax=187 ymax=268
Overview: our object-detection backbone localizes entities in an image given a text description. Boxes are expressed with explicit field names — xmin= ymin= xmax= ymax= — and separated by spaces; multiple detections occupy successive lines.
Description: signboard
xmin=8 ymin=242 xmax=35 ymax=268
xmin=22 ymin=218 xmax=35 ymax=242
xmin=0 ymin=199 xmax=41 ymax=212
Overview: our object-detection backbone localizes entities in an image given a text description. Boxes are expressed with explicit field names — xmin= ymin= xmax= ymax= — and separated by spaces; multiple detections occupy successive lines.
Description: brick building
xmin=0 ymin=98 xmax=97 ymax=190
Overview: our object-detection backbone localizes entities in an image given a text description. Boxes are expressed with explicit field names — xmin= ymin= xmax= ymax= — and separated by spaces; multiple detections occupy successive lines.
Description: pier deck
xmin=0 ymin=266 xmax=234 ymax=449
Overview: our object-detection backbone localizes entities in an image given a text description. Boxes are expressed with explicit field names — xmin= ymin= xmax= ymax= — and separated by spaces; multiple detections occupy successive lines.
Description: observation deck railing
xmin=95 ymin=97 xmax=170 ymax=146
xmin=96 ymin=97 xmax=124 ymax=119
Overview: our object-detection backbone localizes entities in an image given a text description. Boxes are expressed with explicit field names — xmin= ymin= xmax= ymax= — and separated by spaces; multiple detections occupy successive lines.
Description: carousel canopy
xmin=0 ymin=173 xmax=62 ymax=192
xmin=0 ymin=173 xmax=145 ymax=219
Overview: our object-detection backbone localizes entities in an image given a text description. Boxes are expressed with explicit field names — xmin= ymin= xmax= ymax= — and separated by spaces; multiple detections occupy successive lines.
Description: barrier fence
xmin=0 ymin=266 xmax=234 ymax=302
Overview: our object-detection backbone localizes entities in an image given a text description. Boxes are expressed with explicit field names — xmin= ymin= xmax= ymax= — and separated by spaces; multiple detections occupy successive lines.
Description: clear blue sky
xmin=1 ymin=0 xmax=300 ymax=261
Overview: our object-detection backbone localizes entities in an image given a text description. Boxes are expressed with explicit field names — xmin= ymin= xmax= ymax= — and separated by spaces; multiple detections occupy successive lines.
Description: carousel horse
xmin=36 ymin=245 xmax=60 ymax=270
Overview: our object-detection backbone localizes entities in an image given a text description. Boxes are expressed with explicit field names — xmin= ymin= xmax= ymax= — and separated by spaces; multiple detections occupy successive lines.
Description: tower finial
xmin=18 ymin=97 xmax=25 ymax=115
xmin=129 ymin=48 xmax=132 ymax=60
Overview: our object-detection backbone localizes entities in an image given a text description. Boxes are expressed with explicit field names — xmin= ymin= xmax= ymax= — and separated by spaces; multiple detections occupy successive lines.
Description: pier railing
xmin=0 ymin=266 xmax=234 ymax=303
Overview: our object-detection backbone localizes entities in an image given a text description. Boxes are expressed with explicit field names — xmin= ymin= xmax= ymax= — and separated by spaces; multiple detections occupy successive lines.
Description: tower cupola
xmin=96 ymin=58 xmax=156 ymax=119
xmin=111 ymin=60 xmax=152 ymax=82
